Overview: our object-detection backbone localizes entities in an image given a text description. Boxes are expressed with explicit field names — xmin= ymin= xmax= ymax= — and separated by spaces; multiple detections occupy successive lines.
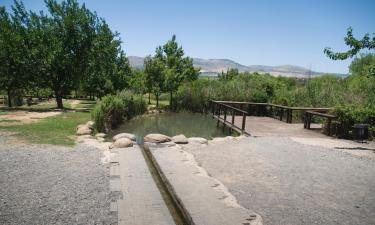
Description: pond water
xmin=110 ymin=112 xmax=235 ymax=140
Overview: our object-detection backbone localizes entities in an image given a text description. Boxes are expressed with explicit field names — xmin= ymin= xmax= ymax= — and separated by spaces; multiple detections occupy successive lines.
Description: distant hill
xmin=128 ymin=56 xmax=346 ymax=78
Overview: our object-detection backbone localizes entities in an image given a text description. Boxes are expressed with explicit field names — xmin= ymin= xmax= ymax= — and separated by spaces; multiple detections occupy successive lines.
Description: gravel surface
xmin=185 ymin=137 xmax=375 ymax=225
xmin=0 ymin=135 xmax=115 ymax=225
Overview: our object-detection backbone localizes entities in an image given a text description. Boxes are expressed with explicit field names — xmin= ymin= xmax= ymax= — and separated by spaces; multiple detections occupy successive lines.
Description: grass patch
xmin=0 ymin=112 xmax=91 ymax=146
xmin=0 ymin=119 xmax=21 ymax=123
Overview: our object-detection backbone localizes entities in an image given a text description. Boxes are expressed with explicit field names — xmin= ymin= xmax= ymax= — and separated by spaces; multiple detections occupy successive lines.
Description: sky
xmin=2 ymin=0 xmax=375 ymax=74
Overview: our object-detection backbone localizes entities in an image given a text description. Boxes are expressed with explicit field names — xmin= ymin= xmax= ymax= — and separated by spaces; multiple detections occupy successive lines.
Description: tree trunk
xmin=156 ymin=94 xmax=159 ymax=108
xmin=148 ymin=93 xmax=151 ymax=104
xmin=55 ymin=90 xmax=63 ymax=109
xmin=7 ymin=89 xmax=12 ymax=107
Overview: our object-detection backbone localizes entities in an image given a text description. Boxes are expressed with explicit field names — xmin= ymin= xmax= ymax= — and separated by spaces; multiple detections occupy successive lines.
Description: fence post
xmin=224 ymin=107 xmax=227 ymax=123
xmin=242 ymin=112 xmax=246 ymax=133
xmin=232 ymin=108 xmax=235 ymax=125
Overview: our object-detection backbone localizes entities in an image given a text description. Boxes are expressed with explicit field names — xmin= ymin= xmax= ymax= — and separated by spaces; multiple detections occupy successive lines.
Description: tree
xmin=155 ymin=35 xmax=199 ymax=108
xmin=0 ymin=2 xmax=31 ymax=107
xmin=218 ymin=68 xmax=239 ymax=81
xmin=349 ymin=53 xmax=375 ymax=77
xmin=144 ymin=56 xmax=165 ymax=108
xmin=29 ymin=0 xmax=98 ymax=108
xmin=324 ymin=27 xmax=374 ymax=60
xmin=130 ymin=69 xmax=146 ymax=98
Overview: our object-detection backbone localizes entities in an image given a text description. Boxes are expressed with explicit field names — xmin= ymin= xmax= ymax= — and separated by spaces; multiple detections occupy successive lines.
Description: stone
xmin=76 ymin=124 xmax=87 ymax=131
xmin=97 ymin=137 xmax=105 ymax=142
xmin=109 ymin=137 xmax=133 ymax=149
xmin=113 ymin=133 xmax=136 ymax=141
xmin=211 ymin=137 xmax=227 ymax=142
xmin=95 ymin=133 xmax=107 ymax=138
xmin=86 ymin=121 xmax=94 ymax=129
xmin=76 ymin=126 xmax=91 ymax=135
xmin=172 ymin=134 xmax=188 ymax=144
xmin=225 ymin=136 xmax=235 ymax=141
xmin=188 ymin=137 xmax=208 ymax=145
xmin=144 ymin=133 xmax=171 ymax=143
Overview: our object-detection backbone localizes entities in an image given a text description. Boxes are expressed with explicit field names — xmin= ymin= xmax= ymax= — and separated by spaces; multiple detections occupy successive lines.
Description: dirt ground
xmin=0 ymin=111 xmax=61 ymax=126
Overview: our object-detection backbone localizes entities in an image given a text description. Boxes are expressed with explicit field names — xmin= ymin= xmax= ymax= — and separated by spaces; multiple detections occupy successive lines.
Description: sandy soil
xmin=0 ymin=111 xmax=61 ymax=126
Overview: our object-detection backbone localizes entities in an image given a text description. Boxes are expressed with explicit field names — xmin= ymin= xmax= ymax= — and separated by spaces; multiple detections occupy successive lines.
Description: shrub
xmin=92 ymin=91 xmax=147 ymax=132
xmin=92 ymin=95 xmax=125 ymax=132
xmin=332 ymin=105 xmax=375 ymax=139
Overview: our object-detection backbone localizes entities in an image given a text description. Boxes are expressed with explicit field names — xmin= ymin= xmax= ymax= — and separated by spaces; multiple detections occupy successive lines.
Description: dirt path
xmin=0 ymin=111 xmax=61 ymax=126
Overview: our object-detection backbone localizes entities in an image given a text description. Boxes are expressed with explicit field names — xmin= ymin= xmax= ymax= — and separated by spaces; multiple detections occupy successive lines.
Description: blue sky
xmin=2 ymin=0 xmax=374 ymax=73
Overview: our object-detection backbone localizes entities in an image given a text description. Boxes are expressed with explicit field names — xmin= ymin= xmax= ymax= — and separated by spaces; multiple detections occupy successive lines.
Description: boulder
xmin=76 ymin=126 xmax=91 ymax=135
xmin=97 ymin=137 xmax=105 ymax=142
xmin=172 ymin=134 xmax=188 ymax=144
xmin=109 ymin=137 xmax=133 ymax=149
xmin=76 ymin=124 xmax=87 ymax=131
xmin=86 ymin=121 xmax=94 ymax=129
xmin=95 ymin=133 xmax=107 ymax=138
xmin=188 ymin=137 xmax=208 ymax=145
xmin=144 ymin=133 xmax=171 ymax=143
xmin=211 ymin=137 xmax=227 ymax=142
xmin=113 ymin=133 xmax=136 ymax=141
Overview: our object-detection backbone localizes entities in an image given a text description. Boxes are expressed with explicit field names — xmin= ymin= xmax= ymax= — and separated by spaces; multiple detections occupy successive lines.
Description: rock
xmin=109 ymin=137 xmax=133 ymax=149
xmin=188 ymin=137 xmax=208 ymax=145
xmin=235 ymin=135 xmax=247 ymax=140
xmin=76 ymin=126 xmax=91 ymax=135
xmin=95 ymin=133 xmax=107 ymax=138
xmin=225 ymin=136 xmax=235 ymax=141
xmin=97 ymin=137 xmax=105 ymax=142
xmin=86 ymin=121 xmax=94 ymax=129
xmin=144 ymin=133 xmax=171 ymax=143
xmin=76 ymin=124 xmax=87 ymax=131
xmin=172 ymin=134 xmax=188 ymax=144
xmin=113 ymin=133 xmax=136 ymax=141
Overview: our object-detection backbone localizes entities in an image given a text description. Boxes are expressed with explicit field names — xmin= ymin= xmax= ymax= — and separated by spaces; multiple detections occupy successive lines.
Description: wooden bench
xmin=304 ymin=110 xmax=337 ymax=136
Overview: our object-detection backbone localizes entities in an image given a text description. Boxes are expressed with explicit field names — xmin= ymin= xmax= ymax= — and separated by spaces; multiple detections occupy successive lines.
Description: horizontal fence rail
xmin=210 ymin=100 xmax=336 ymax=136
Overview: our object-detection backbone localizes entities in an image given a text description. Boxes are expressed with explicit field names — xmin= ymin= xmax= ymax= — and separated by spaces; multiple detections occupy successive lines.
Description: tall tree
xmin=155 ymin=35 xmax=199 ymax=108
xmin=30 ymin=0 xmax=98 ymax=108
xmin=144 ymin=56 xmax=165 ymax=108
xmin=0 ymin=2 xmax=30 ymax=107
xmin=324 ymin=27 xmax=374 ymax=60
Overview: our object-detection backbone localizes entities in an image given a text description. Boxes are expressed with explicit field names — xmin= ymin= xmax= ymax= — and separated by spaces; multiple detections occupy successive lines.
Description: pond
xmin=109 ymin=112 xmax=235 ymax=140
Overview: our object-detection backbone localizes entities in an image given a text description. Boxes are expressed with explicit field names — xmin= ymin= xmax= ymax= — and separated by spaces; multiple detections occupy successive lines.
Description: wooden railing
xmin=212 ymin=100 xmax=331 ymax=123
xmin=211 ymin=100 xmax=249 ymax=135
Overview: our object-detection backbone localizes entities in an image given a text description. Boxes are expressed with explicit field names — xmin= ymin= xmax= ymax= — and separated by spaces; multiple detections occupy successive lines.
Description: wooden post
xmin=232 ymin=108 xmax=235 ymax=125
xmin=279 ymin=108 xmax=283 ymax=121
xmin=327 ymin=118 xmax=331 ymax=136
xmin=224 ymin=107 xmax=227 ymax=123
xmin=242 ymin=112 xmax=246 ymax=133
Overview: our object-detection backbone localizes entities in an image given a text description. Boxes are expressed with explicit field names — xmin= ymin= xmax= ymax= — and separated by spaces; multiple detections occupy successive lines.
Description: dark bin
xmin=353 ymin=124 xmax=369 ymax=142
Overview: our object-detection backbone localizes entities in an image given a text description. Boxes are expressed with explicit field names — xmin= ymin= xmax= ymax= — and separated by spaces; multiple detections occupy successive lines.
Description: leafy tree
xmin=144 ymin=56 xmax=165 ymax=108
xmin=0 ymin=3 xmax=30 ymax=107
xmin=155 ymin=35 xmax=199 ymax=108
xmin=324 ymin=27 xmax=374 ymax=60
xmin=349 ymin=53 xmax=375 ymax=77
xmin=130 ymin=69 xmax=146 ymax=98
xmin=218 ymin=68 xmax=239 ymax=80
xmin=18 ymin=0 xmax=99 ymax=108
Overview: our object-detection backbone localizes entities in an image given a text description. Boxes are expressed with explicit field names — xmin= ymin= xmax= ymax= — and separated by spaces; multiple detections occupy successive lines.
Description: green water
xmin=110 ymin=112 xmax=234 ymax=140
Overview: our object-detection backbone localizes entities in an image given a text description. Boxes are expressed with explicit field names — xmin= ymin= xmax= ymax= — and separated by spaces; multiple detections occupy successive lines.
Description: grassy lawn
xmin=0 ymin=112 xmax=91 ymax=146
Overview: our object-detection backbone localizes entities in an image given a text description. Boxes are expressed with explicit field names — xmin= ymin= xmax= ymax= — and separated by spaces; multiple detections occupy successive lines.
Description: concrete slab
xmin=149 ymin=145 xmax=263 ymax=225
xmin=112 ymin=146 xmax=175 ymax=225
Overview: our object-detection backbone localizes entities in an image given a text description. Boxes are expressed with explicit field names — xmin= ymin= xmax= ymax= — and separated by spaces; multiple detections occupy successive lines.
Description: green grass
xmin=0 ymin=112 xmax=91 ymax=146
xmin=0 ymin=119 xmax=21 ymax=123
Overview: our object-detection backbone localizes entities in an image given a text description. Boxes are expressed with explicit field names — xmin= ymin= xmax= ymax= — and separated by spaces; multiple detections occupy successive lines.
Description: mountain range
xmin=128 ymin=56 xmax=346 ymax=78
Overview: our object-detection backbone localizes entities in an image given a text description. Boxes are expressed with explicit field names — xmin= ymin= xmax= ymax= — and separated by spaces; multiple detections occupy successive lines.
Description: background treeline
xmin=0 ymin=0 xmax=132 ymax=108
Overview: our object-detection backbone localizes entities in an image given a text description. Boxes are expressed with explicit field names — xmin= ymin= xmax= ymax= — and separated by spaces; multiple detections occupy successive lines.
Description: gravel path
xmin=185 ymin=137 xmax=375 ymax=225
xmin=0 ymin=135 xmax=115 ymax=225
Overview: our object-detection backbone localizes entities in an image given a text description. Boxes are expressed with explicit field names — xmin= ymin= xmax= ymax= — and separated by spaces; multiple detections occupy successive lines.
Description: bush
xmin=332 ymin=105 xmax=375 ymax=139
xmin=92 ymin=95 xmax=125 ymax=132
xmin=92 ymin=92 xmax=147 ymax=132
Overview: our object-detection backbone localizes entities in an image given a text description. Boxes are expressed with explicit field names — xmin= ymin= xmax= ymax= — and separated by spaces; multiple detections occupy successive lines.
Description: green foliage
xmin=0 ymin=0 xmax=131 ymax=108
xmin=333 ymin=105 xmax=375 ymax=139
xmin=91 ymin=92 xmax=146 ymax=132
xmin=91 ymin=95 xmax=125 ymax=132
xmin=324 ymin=27 xmax=375 ymax=60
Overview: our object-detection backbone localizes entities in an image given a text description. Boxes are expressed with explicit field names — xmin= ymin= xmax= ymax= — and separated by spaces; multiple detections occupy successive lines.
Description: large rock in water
xmin=172 ymin=134 xmax=188 ymax=144
xmin=144 ymin=133 xmax=171 ymax=143
xmin=113 ymin=133 xmax=136 ymax=141
xmin=188 ymin=137 xmax=208 ymax=144
xmin=110 ymin=137 xmax=133 ymax=149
